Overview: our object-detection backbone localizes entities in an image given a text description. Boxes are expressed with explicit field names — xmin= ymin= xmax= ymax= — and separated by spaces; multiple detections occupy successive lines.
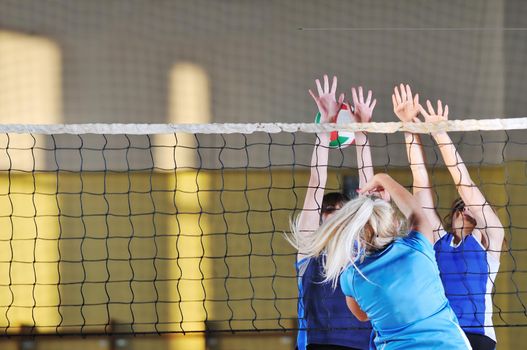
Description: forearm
xmin=405 ymin=133 xmax=436 ymax=206
xmin=375 ymin=174 xmax=421 ymax=219
xmin=404 ymin=133 xmax=444 ymax=235
xmin=405 ymin=133 xmax=430 ymax=189
xmin=377 ymin=174 xmax=433 ymax=242
xmin=433 ymin=134 xmax=503 ymax=244
xmin=300 ymin=133 xmax=330 ymax=228
xmin=308 ymin=133 xmax=330 ymax=187
xmin=433 ymin=132 xmax=472 ymax=188
xmin=355 ymin=132 xmax=374 ymax=189
xmin=297 ymin=151 xmax=327 ymax=253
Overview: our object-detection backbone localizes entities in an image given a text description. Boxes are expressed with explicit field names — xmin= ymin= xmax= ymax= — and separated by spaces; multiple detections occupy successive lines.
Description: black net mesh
xmin=0 ymin=128 xmax=524 ymax=337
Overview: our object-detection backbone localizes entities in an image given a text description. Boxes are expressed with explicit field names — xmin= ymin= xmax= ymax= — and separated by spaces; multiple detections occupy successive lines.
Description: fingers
xmin=365 ymin=90 xmax=372 ymax=105
xmin=405 ymin=84 xmax=413 ymax=103
xmin=315 ymin=79 xmax=323 ymax=96
xmin=352 ymin=87 xmax=359 ymax=107
xmin=444 ymin=104 xmax=449 ymax=118
xmin=400 ymin=83 xmax=407 ymax=102
xmin=392 ymin=94 xmax=397 ymax=109
xmin=337 ymin=93 xmax=345 ymax=105
xmin=360 ymin=185 xmax=385 ymax=197
xmin=308 ymin=89 xmax=318 ymax=102
xmin=357 ymin=181 xmax=373 ymax=194
xmin=346 ymin=101 xmax=359 ymax=122
xmin=426 ymin=100 xmax=435 ymax=115
xmin=437 ymin=100 xmax=443 ymax=116
xmin=315 ymin=74 xmax=339 ymax=96
xmin=394 ymin=86 xmax=402 ymax=104
xmin=414 ymin=93 xmax=419 ymax=108
xmin=330 ymin=76 xmax=337 ymax=95
xmin=418 ymin=104 xmax=429 ymax=118
xmin=370 ymin=99 xmax=377 ymax=111
xmin=358 ymin=86 xmax=364 ymax=104
xmin=347 ymin=100 xmax=356 ymax=113
xmin=359 ymin=177 xmax=380 ymax=193
xmin=357 ymin=187 xmax=371 ymax=195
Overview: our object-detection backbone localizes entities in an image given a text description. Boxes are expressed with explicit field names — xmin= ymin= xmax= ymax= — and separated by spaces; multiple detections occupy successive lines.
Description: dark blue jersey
xmin=297 ymin=255 xmax=371 ymax=349
xmin=434 ymin=231 xmax=499 ymax=340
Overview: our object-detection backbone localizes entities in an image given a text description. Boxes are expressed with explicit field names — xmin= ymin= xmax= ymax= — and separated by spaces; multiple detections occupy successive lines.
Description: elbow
xmin=346 ymin=296 xmax=369 ymax=321
xmin=356 ymin=313 xmax=369 ymax=322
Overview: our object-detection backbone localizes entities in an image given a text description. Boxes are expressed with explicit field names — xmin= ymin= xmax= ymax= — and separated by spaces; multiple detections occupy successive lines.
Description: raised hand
xmin=356 ymin=174 xmax=389 ymax=202
xmin=419 ymin=99 xmax=449 ymax=123
xmin=392 ymin=84 xmax=420 ymax=122
xmin=349 ymin=86 xmax=376 ymax=123
xmin=309 ymin=74 xmax=344 ymax=123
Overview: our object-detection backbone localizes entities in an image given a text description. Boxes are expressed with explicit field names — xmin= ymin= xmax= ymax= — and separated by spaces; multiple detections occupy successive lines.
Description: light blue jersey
xmin=434 ymin=232 xmax=499 ymax=341
xmin=340 ymin=231 xmax=471 ymax=349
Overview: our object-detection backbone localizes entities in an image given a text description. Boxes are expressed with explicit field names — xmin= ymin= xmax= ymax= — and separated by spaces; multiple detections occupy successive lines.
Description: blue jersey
xmin=297 ymin=255 xmax=372 ymax=350
xmin=434 ymin=232 xmax=499 ymax=340
xmin=340 ymin=231 xmax=470 ymax=349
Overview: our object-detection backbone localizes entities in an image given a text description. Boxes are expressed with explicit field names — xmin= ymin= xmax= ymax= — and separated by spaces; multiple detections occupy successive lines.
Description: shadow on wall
xmin=0 ymin=31 xmax=216 ymax=350
xmin=0 ymin=29 xmax=62 ymax=332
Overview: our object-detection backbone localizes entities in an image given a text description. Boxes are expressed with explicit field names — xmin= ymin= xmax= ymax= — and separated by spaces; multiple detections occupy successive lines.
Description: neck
xmin=452 ymin=229 xmax=462 ymax=244
xmin=453 ymin=226 xmax=472 ymax=243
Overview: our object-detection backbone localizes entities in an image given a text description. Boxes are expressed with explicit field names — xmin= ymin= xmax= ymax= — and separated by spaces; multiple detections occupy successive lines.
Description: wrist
xmin=432 ymin=131 xmax=449 ymax=143
xmin=405 ymin=132 xmax=424 ymax=147
xmin=374 ymin=173 xmax=391 ymax=183
xmin=355 ymin=132 xmax=368 ymax=144
xmin=316 ymin=133 xmax=331 ymax=144
xmin=320 ymin=111 xmax=338 ymax=121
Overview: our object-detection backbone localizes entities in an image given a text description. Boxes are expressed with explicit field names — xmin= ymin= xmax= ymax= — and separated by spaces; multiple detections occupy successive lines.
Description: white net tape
xmin=0 ymin=117 xmax=526 ymax=134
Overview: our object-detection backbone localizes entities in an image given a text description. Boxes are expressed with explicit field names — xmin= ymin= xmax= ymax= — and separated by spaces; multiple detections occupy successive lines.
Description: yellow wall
xmin=0 ymin=165 xmax=525 ymax=348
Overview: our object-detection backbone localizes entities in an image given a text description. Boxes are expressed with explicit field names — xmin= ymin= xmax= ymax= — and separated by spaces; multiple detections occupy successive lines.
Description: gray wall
xmin=1 ymin=0 xmax=524 ymax=168
xmin=1 ymin=0 xmax=523 ymax=124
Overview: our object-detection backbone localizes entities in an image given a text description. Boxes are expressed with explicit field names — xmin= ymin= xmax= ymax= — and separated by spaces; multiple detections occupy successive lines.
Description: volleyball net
xmin=0 ymin=119 xmax=525 ymax=336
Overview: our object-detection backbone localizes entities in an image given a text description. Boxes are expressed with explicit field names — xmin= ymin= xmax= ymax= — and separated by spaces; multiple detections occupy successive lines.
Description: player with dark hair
xmin=392 ymin=84 xmax=504 ymax=350
xmin=288 ymin=75 xmax=376 ymax=350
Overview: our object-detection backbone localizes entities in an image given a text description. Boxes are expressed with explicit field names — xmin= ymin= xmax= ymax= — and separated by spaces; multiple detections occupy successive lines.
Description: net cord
xmin=0 ymin=117 xmax=526 ymax=134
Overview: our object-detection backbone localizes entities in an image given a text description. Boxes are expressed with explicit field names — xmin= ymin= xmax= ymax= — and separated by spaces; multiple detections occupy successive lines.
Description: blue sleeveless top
xmin=340 ymin=231 xmax=470 ymax=349
xmin=297 ymin=255 xmax=372 ymax=350
xmin=434 ymin=232 xmax=499 ymax=340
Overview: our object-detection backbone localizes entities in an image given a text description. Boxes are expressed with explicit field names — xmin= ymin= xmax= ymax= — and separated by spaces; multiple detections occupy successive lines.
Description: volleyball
xmin=315 ymin=104 xmax=355 ymax=148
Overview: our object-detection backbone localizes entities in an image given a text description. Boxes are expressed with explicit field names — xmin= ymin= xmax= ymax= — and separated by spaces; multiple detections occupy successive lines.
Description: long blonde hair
xmin=288 ymin=195 xmax=405 ymax=287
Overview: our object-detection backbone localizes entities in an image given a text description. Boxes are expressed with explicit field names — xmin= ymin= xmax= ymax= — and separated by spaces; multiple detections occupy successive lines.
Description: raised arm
xmin=392 ymin=84 xmax=443 ymax=241
xmin=296 ymin=75 xmax=344 ymax=260
xmin=360 ymin=173 xmax=434 ymax=244
xmin=420 ymin=100 xmax=504 ymax=258
xmin=349 ymin=86 xmax=376 ymax=188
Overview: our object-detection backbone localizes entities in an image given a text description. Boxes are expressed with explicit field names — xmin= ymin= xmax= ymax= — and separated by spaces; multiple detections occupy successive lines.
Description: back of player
xmin=341 ymin=230 xmax=470 ymax=349
xmin=298 ymin=254 xmax=371 ymax=349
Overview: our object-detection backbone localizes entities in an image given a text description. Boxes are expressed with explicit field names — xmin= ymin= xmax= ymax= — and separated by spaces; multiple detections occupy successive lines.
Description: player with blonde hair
xmin=293 ymin=172 xmax=471 ymax=349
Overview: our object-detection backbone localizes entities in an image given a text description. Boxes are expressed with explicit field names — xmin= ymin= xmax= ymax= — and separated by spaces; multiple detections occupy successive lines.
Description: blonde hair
xmin=288 ymin=195 xmax=405 ymax=288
